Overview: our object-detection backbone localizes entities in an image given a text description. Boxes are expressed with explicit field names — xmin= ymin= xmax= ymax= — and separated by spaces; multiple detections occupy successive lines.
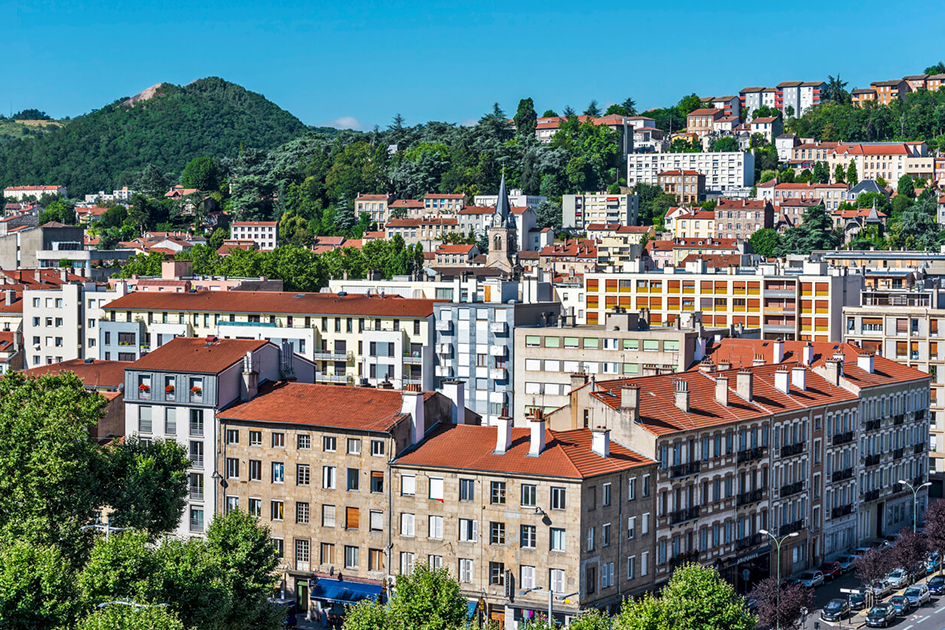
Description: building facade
xmin=627 ymin=152 xmax=755 ymax=193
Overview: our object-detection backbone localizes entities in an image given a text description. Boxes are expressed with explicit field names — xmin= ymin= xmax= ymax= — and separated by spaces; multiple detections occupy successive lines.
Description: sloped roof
xmin=26 ymin=358 xmax=128 ymax=388
xmin=128 ymin=337 xmax=269 ymax=374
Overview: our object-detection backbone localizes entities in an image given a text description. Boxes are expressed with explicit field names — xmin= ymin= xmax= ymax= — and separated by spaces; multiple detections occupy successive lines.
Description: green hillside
xmin=0 ymin=77 xmax=309 ymax=196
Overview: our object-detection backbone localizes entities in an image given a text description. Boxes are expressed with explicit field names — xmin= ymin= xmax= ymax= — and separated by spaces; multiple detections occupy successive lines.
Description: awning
xmin=467 ymin=600 xmax=479 ymax=620
xmin=310 ymin=579 xmax=383 ymax=605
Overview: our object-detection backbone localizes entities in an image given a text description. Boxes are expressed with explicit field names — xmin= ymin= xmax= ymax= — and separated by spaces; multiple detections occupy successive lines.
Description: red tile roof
xmin=128 ymin=337 xmax=270 ymax=374
xmin=540 ymin=239 xmax=597 ymax=258
xmin=680 ymin=254 xmax=745 ymax=268
xmin=436 ymin=244 xmax=476 ymax=254
xmin=752 ymin=116 xmax=780 ymax=124
xmin=389 ymin=199 xmax=424 ymax=208
xmin=386 ymin=217 xmax=458 ymax=227
xmin=0 ymin=331 xmax=15 ymax=353
xmin=232 ymin=221 xmax=277 ymax=227
xmin=457 ymin=206 xmax=495 ymax=215
xmin=688 ymin=108 xmax=723 ymax=117
xmin=356 ymin=194 xmax=391 ymax=201
xmin=716 ymin=199 xmax=770 ymax=210
xmin=26 ymin=358 xmax=128 ymax=388
xmin=394 ymin=424 xmax=655 ymax=478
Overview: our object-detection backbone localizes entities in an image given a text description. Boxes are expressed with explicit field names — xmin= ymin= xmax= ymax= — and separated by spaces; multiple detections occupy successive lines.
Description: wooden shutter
xmin=346 ymin=507 xmax=359 ymax=529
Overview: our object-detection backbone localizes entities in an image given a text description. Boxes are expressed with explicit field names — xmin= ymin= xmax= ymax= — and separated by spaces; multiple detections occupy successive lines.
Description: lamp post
xmin=898 ymin=479 xmax=931 ymax=533
xmin=97 ymin=600 xmax=168 ymax=609
xmin=760 ymin=528 xmax=799 ymax=630
xmin=519 ymin=587 xmax=553 ymax=626
xmin=81 ymin=523 xmax=131 ymax=541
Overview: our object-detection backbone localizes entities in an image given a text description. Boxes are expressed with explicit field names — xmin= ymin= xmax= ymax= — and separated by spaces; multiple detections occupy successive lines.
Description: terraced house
xmin=99 ymin=291 xmax=439 ymax=390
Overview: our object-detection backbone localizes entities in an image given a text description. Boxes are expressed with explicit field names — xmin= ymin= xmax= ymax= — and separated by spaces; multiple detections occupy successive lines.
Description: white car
xmin=886 ymin=568 xmax=910 ymax=589
xmin=904 ymin=584 xmax=930 ymax=607
xmin=836 ymin=554 xmax=857 ymax=573
xmin=797 ymin=570 xmax=825 ymax=588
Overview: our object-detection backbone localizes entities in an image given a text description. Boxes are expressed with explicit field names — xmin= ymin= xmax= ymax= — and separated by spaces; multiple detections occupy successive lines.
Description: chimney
xmin=802 ymin=342 xmax=814 ymax=366
xmin=774 ymin=368 xmax=790 ymax=394
xmin=570 ymin=372 xmax=589 ymax=392
xmin=791 ymin=366 xmax=807 ymax=391
xmin=494 ymin=415 xmax=513 ymax=454
xmin=528 ymin=413 xmax=546 ymax=457
xmin=857 ymin=352 xmax=874 ymax=374
xmin=833 ymin=350 xmax=846 ymax=362
xmin=59 ymin=268 xmax=67 ymax=282
xmin=736 ymin=370 xmax=754 ymax=402
xmin=4 ymin=290 xmax=13 ymax=306
xmin=823 ymin=358 xmax=842 ymax=386
xmin=442 ymin=380 xmax=466 ymax=424
xmin=592 ymin=427 xmax=610 ymax=458
xmin=773 ymin=339 xmax=785 ymax=363
xmin=698 ymin=357 xmax=715 ymax=373
xmin=620 ymin=385 xmax=640 ymax=420
xmin=674 ymin=380 xmax=690 ymax=413
xmin=401 ymin=389 xmax=426 ymax=445
xmin=717 ymin=359 xmax=731 ymax=371
xmin=716 ymin=377 xmax=729 ymax=406
xmin=240 ymin=351 xmax=258 ymax=401
xmin=752 ymin=353 xmax=766 ymax=367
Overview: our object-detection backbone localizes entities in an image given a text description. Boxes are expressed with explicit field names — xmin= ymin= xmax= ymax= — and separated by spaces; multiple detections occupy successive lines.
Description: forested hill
xmin=0 ymin=77 xmax=310 ymax=196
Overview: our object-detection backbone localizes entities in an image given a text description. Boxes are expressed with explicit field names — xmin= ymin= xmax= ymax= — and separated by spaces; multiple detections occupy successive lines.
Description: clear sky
xmin=4 ymin=0 xmax=945 ymax=130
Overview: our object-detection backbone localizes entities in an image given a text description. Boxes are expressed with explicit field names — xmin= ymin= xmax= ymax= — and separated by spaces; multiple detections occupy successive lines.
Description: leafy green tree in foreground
xmin=750 ymin=228 xmax=782 ymax=258
xmin=0 ymin=541 xmax=77 ymax=630
xmin=75 ymin=603 xmax=186 ymax=630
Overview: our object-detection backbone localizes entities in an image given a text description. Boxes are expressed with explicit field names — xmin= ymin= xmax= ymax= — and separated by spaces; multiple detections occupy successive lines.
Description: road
xmin=797 ymin=570 xmax=945 ymax=630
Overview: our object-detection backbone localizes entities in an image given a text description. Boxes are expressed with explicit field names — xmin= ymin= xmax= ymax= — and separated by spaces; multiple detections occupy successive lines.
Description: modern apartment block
xmin=583 ymin=260 xmax=864 ymax=342
xmin=122 ymin=337 xmax=315 ymax=538
xmin=739 ymin=82 xmax=824 ymax=118
xmin=433 ymin=296 xmax=561 ymax=426
xmin=561 ymin=193 xmax=639 ymax=230
xmin=626 ymin=152 xmax=754 ymax=193
xmin=230 ymin=221 xmax=278 ymax=250
xmin=392 ymin=416 xmax=658 ymax=625
xmin=100 ymin=291 xmax=439 ymax=390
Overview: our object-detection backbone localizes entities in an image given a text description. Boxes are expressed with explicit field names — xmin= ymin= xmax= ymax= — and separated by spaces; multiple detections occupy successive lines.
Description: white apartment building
xmin=3 ymin=185 xmax=67 ymax=200
xmin=561 ymin=193 xmax=639 ymax=229
xmin=474 ymin=189 xmax=545 ymax=210
xmin=627 ymin=152 xmax=755 ymax=192
xmin=230 ymin=221 xmax=278 ymax=250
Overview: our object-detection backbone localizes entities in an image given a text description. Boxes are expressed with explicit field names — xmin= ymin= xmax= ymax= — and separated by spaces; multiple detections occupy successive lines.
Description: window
xmin=586 ymin=566 xmax=596 ymax=593
xmin=489 ymin=562 xmax=505 ymax=586
xmin=322 ymin=466 xmax=336 ymax=489
xmin=165 ymin=408 xmax=176 ymax=435
xmin=249 ymin=460 xmax=262 ymax=481
xmin=226 ymin=496 xmax=239 ymax=514
xmin=459 ymin=519 xmax=478 ymax=542
xmin=344 ymin=546 xmax=359 ymax=569
xmin=459 ymin=559 xmax=474 ymax=583
xmin=550 ymin=569 xmax=565 ymax=593
xmin=321 ymin=543 xmax=334 ymax=565
xmin=521 ymin=565 xmax=536 ymax=590
xmin=249 ymin=431 xmax=262 ymax=446
xmin=602 ymin=562 xmax=614 ymax=588
xmin=315 ymin=504 xmax=336 ymax=528
xmin=297 ymin=464 xmax=310 ymax=486
xmin=346 ymin=506 xmax=360 ymax=529
xmin=364 ymin=510 xmax=383 ymax=533
xmin=272 ymin=462 xmax=285 ymax=483
xmin=628 ymin=556 xmax=636 ymax=580
xmin=490 ymin=481 xmax=506 ymax=504
xmin=295 ymin=539 xmax=310 ymax=567
xmin=603 ymin=523 xmax=612 ymax=547
xmin=401 ymin=513 xmax=415 ymax=537
xmin=587 ymin=527 xmax=595 ymax=551
xmin=402 ymin=475 xmax=416 ymax=496
xmin=459 ymin=479 xmax=475 ymax=501
xmin=643 ymin=474 xmax=651 ymax=497
xmin=225 ymin=429 xmax=239 ymax=445
xmin=138 ymin=406 xmax=152 ymax=433
xmin=297 ymin=434 xmax=311 ymax=450
xmin=550 ymin=528 xmax=566 ymax=551
xmin=429 ymin=477 xmax=444 ymax=500
xmin=551 ymin=487 xmax=566 ymax=510
xmin=521 ymin=525 xmax=536 ymax=549
xmin=429 ymin=515 xmax=444 ymax=539
xmin=189 ymin=409 xmax=204 ymax=437
xmin=603 ymin=482 xmax=612 ymax=507
xmin=347 ymin=438 xmax=361 ymax=455
xmin=271 ymin=500 xmax=284 ymax=521
xmin=226 ymin=457 xmax=239 ymax=479
xmin=248 ymin=498 xmax=262 ymax=517
xmin=642 ymin=551 xmax=649 ymax=576
xmin=521 ymin=484 xmax=537 ymax=507
xmin=323 ymin=436 xmax=337 ymax=452
xmin=271 ymin=432 xmax=284 ymax=448
xmin=490 ymin=522 xmax=506 ymax=545
xmin=347 ymin=468 xmax=360 ymax=491
xmin=371 ymin=471 xmax=384 ymax=493
xmin=371 ymin=440 xmax=385 ymax=457
xmin=629 ymin=477 xmax=637 ymax=500
xmin=369 ymin=548 xmax=385 ymax=572
xmin=296 ymin=502 xmax=310 ymax=524
xmin=628 ymin=516 xmax=636 ymax=539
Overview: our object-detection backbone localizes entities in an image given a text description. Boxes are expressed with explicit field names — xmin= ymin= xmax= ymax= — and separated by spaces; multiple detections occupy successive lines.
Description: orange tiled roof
xmin=26 ymin=358 xmax=128 ymax=388
xmin=128 ymin=337 xmax=270 ymax=374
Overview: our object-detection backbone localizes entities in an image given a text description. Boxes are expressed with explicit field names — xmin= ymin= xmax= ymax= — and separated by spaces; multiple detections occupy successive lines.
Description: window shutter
xmin=346 ymin=507 xmax=359 ymax=529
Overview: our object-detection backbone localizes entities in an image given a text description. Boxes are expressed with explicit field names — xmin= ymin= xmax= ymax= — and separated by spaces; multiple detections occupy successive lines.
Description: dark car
xmin=849 ymin=590 xmax=868 ymax=610
xmin=890 ymin=594 xmax=912 ymax=615
xmin=929 ymin=574 xmax=945 ymax=595
xmin=821 ymin=598 xmax=850 ymax=622
xmin=866 ymin=603 xmax=897 ymax=627
xmin=819 ymin=561 xmax=842 ymax=582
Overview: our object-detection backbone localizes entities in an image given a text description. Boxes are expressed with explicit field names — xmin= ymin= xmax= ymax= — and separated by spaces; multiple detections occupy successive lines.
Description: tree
xmin=899 ymin=174 xmax=916 ymax=198
xmin=834 ymin=163 xmax=846 ymax=183
xmin=0 ymin=541 xmax=78 ymax=630
xmin=926 ymin=500 xmax=945 ymax=574
xmin=208 ymin=227 xmax=228 ymax=251
xmin=343 ymin=565 xmax=467 ymax=630
xmin=535 ymin=200 xmax=562 ymax=231
xmin=99 ymin=205 xmax=128 ymax=229
xmin=136 ymin=164 xmax=171 ymax=198
xmin=846 ymin=160 xmax=858 ymax=185
xmin=584 ymin=100 xmax=602 ymax=117
xmin=181 ymin=156 xmax=220 ymax=192
xmin=855 ymin=547 xmax=893 ymax=587
xmin=541 ymin=109 xmax=558 ymax=118
xmin=710 ymin=136 xmax=739 ymax=152
xmin=750 ymin=228 xmax=782 ymax=258
xmin=514 ymin=98 xmax=537 ymax=136
xmin=606 ymin=97 xmax=637 ymax=117
xmin=676 ymin=94 xmax=703 ymax=116
xmin=824 ymin=75 xmax=850 ymax=105
xmin=38 ymin=198 xmax=76 ymax=225
xmin=749 ymin=577 xmax=813 ymax=630
xmin=75 ymin=604 xmax=186 ymax=630
xmin=925 ymin=62 xmax=945 ymax=75
xmin=894 ymin=529 xmax=929 ymax=578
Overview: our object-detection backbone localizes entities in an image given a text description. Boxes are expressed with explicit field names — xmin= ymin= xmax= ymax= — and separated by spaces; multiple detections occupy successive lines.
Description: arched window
xmin=494 ymin=235 xmax=502 ymax=251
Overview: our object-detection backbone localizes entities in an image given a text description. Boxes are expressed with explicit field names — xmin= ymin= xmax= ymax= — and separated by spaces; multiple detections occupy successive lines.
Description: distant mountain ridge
xmin=0 ymin=77 xmax=310 ymax=196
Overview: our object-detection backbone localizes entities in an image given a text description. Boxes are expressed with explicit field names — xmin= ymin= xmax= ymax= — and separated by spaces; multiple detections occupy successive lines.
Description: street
xmin=798 ymin=571 xmax=945 ymax=630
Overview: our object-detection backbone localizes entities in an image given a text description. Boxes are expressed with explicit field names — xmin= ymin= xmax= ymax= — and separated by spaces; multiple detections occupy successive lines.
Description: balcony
xmin=737 ymin=489 xmax=763 ymax=507
xmin=831 ymin=504 xmax=854 ymax=519
xmin=915 ymin=443 xmax=927 ymax=454
xmin=864 ymin=489 xmax=881 ymax=502
xmin=780 ymin=481 xmax=804 ymax=498
xmin=189 ymin=518 xmax=203 ymax=533
xmin=189 ymin=487 xmax=204 ymax=501
xmin=863 ymin=454 xmax=881 ymax=468
xmin=403 ymin=376 xmax=423 ymax=386
xmin=831 ymin=468 xmax=854 ymax=483
xmin=489 ymin=345 xmax=508 ymax=357
xmin=780 ymin=443 xmax=805 ymax=458
xmin=317 ymin=373 xmax=350 ymax=384
xmin=313 ymin=351 xmax=351 ymax=362
xmin=669 ymin=461 xmax=701 ymax=479
xmin=737 ymin=446 xmax=766 ymax=464
xmin=435 ymin=365 xmax=453 ymax=378
xmin=779 ymin=520 xmax=804 ymax=536
xmin=893 ymin=448 xmax=904 ymax=460
xmin=863 ymin=419 xmax=881 ymax=432
xmin=490 ymin=368 xmax=507 ymax=381
xmin=436 ymin=343 xmax=452 ymax=357
xmin=668 ymin=506 xmax=701 ymax=526
xmin=490 ymin=321 xmax=508 ymax=335
xmin=735 ymin=533 xmax=764 ymax=551
xmin=403 ymin=353 xmax=423 ymax=365
xmin=832 ymin=431 xmax=854 ymax=446
xmin=894 ymin=414 xmax=905 ymax=426
xmin=435 ymin=320 xmax=453 ymax=333
xmin=189 ymin=455 xmax=204 ymax=469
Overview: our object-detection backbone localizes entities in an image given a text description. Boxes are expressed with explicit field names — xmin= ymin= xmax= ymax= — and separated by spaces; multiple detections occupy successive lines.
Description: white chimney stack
xmin=592 ymin=427 xmax=610 ymax=458
xmin=528 ymin=413 xmax=546 ymax=457
xmin=857 ymin=352 xmax=874 ymax=374
xmin=736 ymin=370 xmax=754 ymax=402
xmin=401 ymin=390 xmax=426 ymax=445
xmin=802 ymin=342 xmax=814 ymax=366
xmin=791 ymin=366 xmax=807 ymax=391
xmin=773 ymin=339 xmax=785 ymax=363
xmin=774 ymin=368 xmax=790 ymax=395
xmin=716 ymin=377 xmax=729 ymax=406
xmin=442 ymin=380 xmax=466 ymax=424
xmin=674 ymin=380 xmax=690 ymax=413
xmin=241 ymin=351 xmax=258 ymax=401
xmin=494 ymin=416 xmax=512 ymax=454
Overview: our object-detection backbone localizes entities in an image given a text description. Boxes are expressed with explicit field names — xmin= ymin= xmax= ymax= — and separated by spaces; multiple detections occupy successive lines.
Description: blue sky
xmin=3 ymin=0 xmax=945 ymax=129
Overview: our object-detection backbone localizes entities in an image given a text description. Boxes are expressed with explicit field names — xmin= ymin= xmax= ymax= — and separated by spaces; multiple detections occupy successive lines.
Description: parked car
xmin=870 ymin=579 xmax=893 ymax=599
xmin=928 ymin=575 xmax=945 ymax=595
xmin=856 ymin=546 xmax=873 ymax=555
xmin=849 ymin=589 xmax=868 ymax=611
xmin=890 ymin=594 xmax=912 ymax=615
xmin=819 ymin=561 xmax=842 ymax=582
xmin=886 ymin=568 xmax=911 ymax=589
xmin=927 ymin=552 xmax=941 ymax=573
xmin=836 ymin=554 xmax=858 ymax=573
xmin=797 ymin=570 xmax=824 ymax=588
xmin=910 ymin=563 xmax=927 ymax=583
xmin=866 ymin=603 xmax=897 ymax=627
xmin=821 ymin=598 xmax=850 ymax=622
xmin=904 ymin=584 xmax=931 ymax=607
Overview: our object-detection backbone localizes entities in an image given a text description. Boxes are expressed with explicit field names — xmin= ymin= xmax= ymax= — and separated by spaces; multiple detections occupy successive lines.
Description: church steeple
xmin=485 ymin=170 xmax=517 ymax=274
xmin=493 ymin=171 xmax=514 ymax=228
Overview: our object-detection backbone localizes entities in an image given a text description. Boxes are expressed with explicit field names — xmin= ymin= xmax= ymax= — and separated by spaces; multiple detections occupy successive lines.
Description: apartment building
xmin=714 ymin=199 xmax=774 ymax=240
xmin=789 ymin=142 xmax=840 ymax=169
xmin=513 ymin=310 xmax=724 ymax=419
xmin=645 ymin=239 xmax=746 ymax=269
xmin=851 ymin=89 xmax=877 ymax=108
xmin=230 ymin=221 xmax=278 ymax=251
xmin=423 ymin=194 xmax=466 ymax=214
xmin=389 ymin=198 xmax=425 ymax=219
xmin=385 ymin=217 xmax=462 ymax=252
xmin=100 ymin=291 xmax=439 ymax=390
xmin=433 ymin=298 xmax=561 ymax=426
xmin=702 ymin=95 xmax=741 ymax=119
xmin=354 ymin=194 xmax=395 ymax=225
xmin=749 ymin=116 xmax=783 ymax=144
xmin=535 ymin=115 xmax=634 ymax=155
xmin=668 ymin=209 xmax=715 ymax=239
xmin=3 ymin=185 xmax=67 ymax=200
xmin=658 ymin=171 xmax=705 ymax=205
xmin=825 ymin=143 xmax=932 ymax=188
xmin=457 ymin=205 xmax=537 ymax=253
xmin=627 ymin=152 xmax=755 ymax=193
xmin=739 ymin=88 xmax=778 ymax=118
xmin=538 ymin=240 xmax=598 ymax=276
xmin=561 ymin=193 xmax=639 ymax=230
xmin=215 ymin=381 xmax=471 ymax=616
xmin=475 ymin=189 xmax=545 ymax=210
xmin=122 ymin=337 xmax=315 ymax=538
xmin=391 ymin=416 xmax=658 ymax=625
xmin=686 ymin=109 xmax=724 ymax=138
xmin=870 ymin=80 xmax=909 ymax=106
xmin=434 ymin=244 xmax=480 ymax=267
xmin=592 ymin=227 xmax=651 ymax=272
xmin=776 ymin=82 xmax=825 ymax=117
xmin=756 ymin=182 xmax=849 ymax=212
xmin=583 ymin=260 xmax=864 ymax=342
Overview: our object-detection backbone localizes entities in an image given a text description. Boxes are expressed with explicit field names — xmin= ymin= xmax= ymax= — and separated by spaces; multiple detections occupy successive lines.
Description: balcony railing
xmin=189 ymin=487 xmax=204 ymax=501
xmin=779 ymin=520 xmax=804 ymax=536
xmin=669 ymin=551 xmax=699 ymax=570
xmin=668 ymin=506 xmax=701 ymax=526
xmin=737 ymin=488 xmax=763 ymax=507
xmin=892 ymin=482 xmax=904 ymax=494
xmin=863 ymin=454 xmax=881 ymax=468
xmin=737 ymin=446 xmax=766 ymax=464
xmin=831 ymin=467 xmax=854 ymax=483
xmin=780 ymin=481 xmax=804 ymax=498
xmin=189 ymin=455 xmax=204 ymax=468
xmin=780 ymin=443 xmax=805 ymax=458
xmin=864 ymin=489 xmax=881 ymax=502
xmin=313 ymin=351 xmax=351 ymax=361
xmin=894 ymin=414 xmax=905 ymax=426
xmin=735 ymin=533 xmax=764 ymax=551
xmin=863 ymin=419 xmax=881 ymax=432
xmin=435 ymin=320 xmax=453 ymax=333
xmin=831 ymin=504 xmax=854 ymax=519
xmin=403 ymin=353 xmax=423 ymax=365
xmin=832 ymin=431 xmax=854 ymax=446
xmin=189 ymin=518 xmax=203 ymax=533
xmin=669 ymin=461 xmax=701 ymax=479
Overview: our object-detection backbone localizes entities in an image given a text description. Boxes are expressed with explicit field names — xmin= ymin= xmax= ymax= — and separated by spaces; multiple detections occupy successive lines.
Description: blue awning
xmin=310 ymin=579 xmax=383 ymax=605
xmin=467 ymin=600 xmax=478 ymax=620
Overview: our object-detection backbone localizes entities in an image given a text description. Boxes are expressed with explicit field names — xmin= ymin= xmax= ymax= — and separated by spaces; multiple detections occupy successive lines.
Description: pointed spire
xmin=495 ymin=170 xmax=511 ymax=222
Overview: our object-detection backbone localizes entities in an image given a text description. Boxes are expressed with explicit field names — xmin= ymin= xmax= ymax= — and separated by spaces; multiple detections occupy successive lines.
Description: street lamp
xmin=81 ymin=523 xmax=132 ymax=541
xmin=760 ymin=528 xmax=799 ymax=630
xmin=97 ymin=600 xmax=168 ymax=609
xmin=898 ymin=479 xmax=931 ymax=533
xmin=519 ymin=587 xmax=554 ymax=627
